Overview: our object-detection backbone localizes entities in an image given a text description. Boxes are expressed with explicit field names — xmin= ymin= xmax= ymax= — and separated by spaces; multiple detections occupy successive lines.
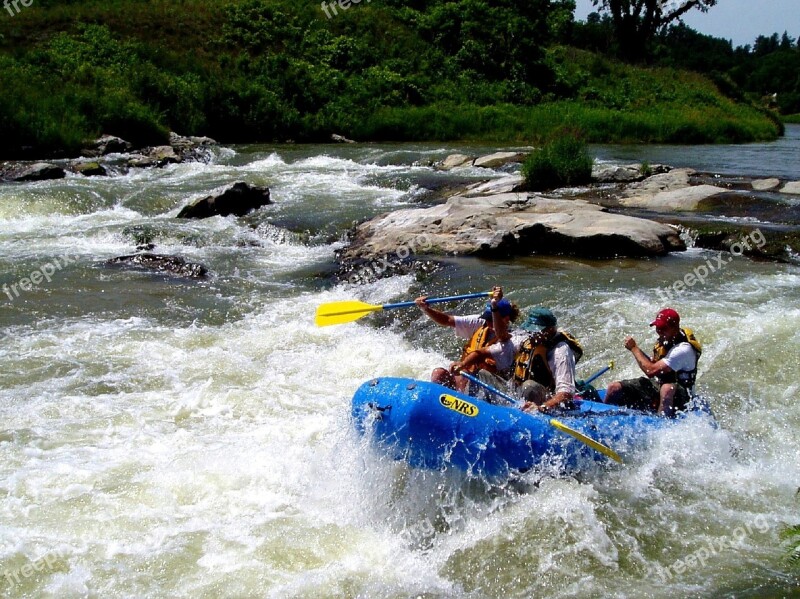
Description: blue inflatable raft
xmin=351 ymin=377 xmax=714 ymax=478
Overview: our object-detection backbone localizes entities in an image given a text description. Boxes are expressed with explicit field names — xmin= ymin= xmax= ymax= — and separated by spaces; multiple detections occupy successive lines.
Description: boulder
xmin=462 ymin=175 xmax=524 ymax=197
xmin=624 ymin=168 xmax=695 ymax=195
xmin=105 ymin=253 xmax=208 ymax=279
xmin=331 ymin=133 xmax=356 ymax=144
xmin=751 ymin=178 xmax=780 ymax=191
xmin=620 ymin=184 xmax=728 ymax=211
xmin=341 ymin=192 xmax=685 ymax=262
xmin=473 ymin=151 xmax=527 ymax=169
xmin=147 ymin=146 xmax=181 ymax=166
xmin=72 ymin=161 xmax=107 ymax=177
xmin=781 ymin=181 xmax=800 ymax=195
xmin=591 ymin=163 xmax=670 ymax=183
xmin=82 ymin=135 xmax=132 ymax=157
xmin=436 ymin=154 xmax=474 ymax=170
xmin=177 ymin=182 xmax=272 ymax=219
xmin=10 ymin=163 xmax=66 ymax=182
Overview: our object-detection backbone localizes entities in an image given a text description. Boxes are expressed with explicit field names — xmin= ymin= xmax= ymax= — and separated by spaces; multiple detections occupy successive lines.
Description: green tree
xmin=589 ymin=0 xmax=718 ymax=61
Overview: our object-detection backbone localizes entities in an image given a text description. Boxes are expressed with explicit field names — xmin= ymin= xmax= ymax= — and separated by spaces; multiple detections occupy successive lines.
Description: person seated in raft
xmin=415 ymin=286 xmax=520 ymax=394
xmin=604 ymin=308 xmax=702 ymax=418
xmin=506 ymin=307 xmax=583 ymax=413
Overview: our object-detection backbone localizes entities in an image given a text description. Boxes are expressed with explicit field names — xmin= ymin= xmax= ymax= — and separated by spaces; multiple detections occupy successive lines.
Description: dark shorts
xmin=607 ymin=377 xmax=690 ymax=412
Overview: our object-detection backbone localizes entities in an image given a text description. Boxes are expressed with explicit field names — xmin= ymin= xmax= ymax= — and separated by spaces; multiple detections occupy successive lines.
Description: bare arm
xmin=625 ymin=336 xmax=673 ymax=378
xmin=451 ymin=349 xmax=491 ymax=373
xmin=490 ymin=286 xmax=511 ymax=341
xmin=415 ymin=296 xmax=455 ymax=327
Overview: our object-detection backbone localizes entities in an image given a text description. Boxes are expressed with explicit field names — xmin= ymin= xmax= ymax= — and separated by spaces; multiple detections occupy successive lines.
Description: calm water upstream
xmin=1 ymin=128 xmax=799 ymax=598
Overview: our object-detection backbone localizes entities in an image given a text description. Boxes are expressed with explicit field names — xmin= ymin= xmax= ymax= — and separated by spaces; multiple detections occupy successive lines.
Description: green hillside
xmin=0 ymin=0 xmax=782 ymax=158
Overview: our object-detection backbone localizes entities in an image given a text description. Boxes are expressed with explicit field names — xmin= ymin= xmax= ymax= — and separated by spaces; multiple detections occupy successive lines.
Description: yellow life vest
xmin=653 ymin=327 xmax=702 ymax=389
xmin=460 ymin=323 xmax=498 ymax=374
xmin=512 ymin=331 xmax=583 ymax=390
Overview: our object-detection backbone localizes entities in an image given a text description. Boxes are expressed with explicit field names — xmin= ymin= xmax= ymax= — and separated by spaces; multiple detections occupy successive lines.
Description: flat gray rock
xmin=473 ymin=151 xmax=527 ymax=169
xmin=342 ymin=192 xmax=684 ymax=262
xmin=752 ymin=178 xmax=780 ymax=191
xmin=781 ymin=181 xmax=800 ymax=194
xmin=620 ymin=184 xmax=728 ymax=211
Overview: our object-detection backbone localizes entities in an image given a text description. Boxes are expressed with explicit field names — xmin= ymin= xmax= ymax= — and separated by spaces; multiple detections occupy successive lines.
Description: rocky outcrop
xmin=341 ymin=192 xmax=685 ymax=262
xmin=104 ymin=253 xmax=208 ymax=279
xmin=436 ymin=151 xmax=528 ymax=171
xmin=177 ymin=182 xmax=272 ymax=219
xmin=617 ymin=168 xmax=727 ymax=211
xmin=473 ymin=151 xmax=527 ymax=169
xmin=591 ymin=163 xmax=671 ymax=183
xmin=2 ymin=162 xmax=66 ymax=182
xmin=82 ymin=135 xmax=132 ymax=157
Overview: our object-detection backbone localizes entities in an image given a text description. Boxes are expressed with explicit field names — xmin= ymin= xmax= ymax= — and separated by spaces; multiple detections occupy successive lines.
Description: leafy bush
xmin=521 ymin=131 xmax=593 ymax=191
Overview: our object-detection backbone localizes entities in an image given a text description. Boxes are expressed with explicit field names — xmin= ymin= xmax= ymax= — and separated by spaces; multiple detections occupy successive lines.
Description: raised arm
xmin=415 ymin=296 xmax=455 ymax=327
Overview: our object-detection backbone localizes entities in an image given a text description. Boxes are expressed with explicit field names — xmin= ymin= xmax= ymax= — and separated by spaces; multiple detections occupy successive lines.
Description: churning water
xmin=1 ymin=132 xmax=799 ymax=598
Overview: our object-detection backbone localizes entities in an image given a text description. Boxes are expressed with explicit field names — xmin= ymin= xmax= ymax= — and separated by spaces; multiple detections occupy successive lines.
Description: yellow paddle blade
xmin=550 ymin=418 xmax=623 ymax=463
xmin=314 ymin=300 xmax=383 ymax=327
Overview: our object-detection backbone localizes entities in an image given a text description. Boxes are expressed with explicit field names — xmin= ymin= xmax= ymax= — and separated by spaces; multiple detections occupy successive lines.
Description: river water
xmin=1 ymin=127 xmax=799 ymax=598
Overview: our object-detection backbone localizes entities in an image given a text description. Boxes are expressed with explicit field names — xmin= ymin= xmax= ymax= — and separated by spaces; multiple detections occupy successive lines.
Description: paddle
xmin=460 ymin=371 xmax=623 ymax=464
xmin=582 ymin=361 xmax=615 ymax=386
xmin=315 ymin=291 xmax=490 ymax=327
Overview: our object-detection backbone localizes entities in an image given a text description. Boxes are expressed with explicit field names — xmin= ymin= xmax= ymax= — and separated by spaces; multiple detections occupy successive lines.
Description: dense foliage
xmin=571 ymin=14 xmax=800 ymax=115
xmin=0 ymin=0 xmax=784 ymax=158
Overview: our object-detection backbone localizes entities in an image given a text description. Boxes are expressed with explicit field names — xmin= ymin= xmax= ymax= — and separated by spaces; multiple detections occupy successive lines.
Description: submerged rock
xmin=177 ymin=182 xmax=272 ymax=219
xmin=105 ymin=253 xmax=208 ymax=279
xmin=341 ymin=192 xmax=685 ymax=262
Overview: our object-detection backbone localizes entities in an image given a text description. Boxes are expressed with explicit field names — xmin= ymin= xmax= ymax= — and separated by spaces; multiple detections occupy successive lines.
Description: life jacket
xmin=653 ymin=327 xmax=702 ymax=389
xmin=512 ymin=331 xmax=583 ymax=390
xmin=460 ymin=323 xmax=498 ymax=374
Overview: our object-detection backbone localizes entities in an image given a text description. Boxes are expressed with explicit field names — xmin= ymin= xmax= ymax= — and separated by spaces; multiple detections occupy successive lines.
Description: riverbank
xmin=0 ymin=3 xmax=782 ymax=158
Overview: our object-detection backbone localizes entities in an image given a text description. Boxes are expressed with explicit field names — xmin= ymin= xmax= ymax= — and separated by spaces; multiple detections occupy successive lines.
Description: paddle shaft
xmin=582 ymin=362 xmax=614 ymax=386
xmin=460 ymin=372 xmax=521 ymax=407
xmin=386 ymin=291 xmax=490 ymax=311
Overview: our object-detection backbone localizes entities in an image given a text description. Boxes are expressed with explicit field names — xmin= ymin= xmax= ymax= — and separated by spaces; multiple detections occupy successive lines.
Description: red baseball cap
xmin=650 ymin=308 xmax=680 ymax=327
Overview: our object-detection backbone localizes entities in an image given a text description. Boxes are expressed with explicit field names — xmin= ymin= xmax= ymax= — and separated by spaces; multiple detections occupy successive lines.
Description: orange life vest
xmin=460 ymin=323 xmax=498 ymax=374
xmin=512 ymin=331 xmax=583 ymax=391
